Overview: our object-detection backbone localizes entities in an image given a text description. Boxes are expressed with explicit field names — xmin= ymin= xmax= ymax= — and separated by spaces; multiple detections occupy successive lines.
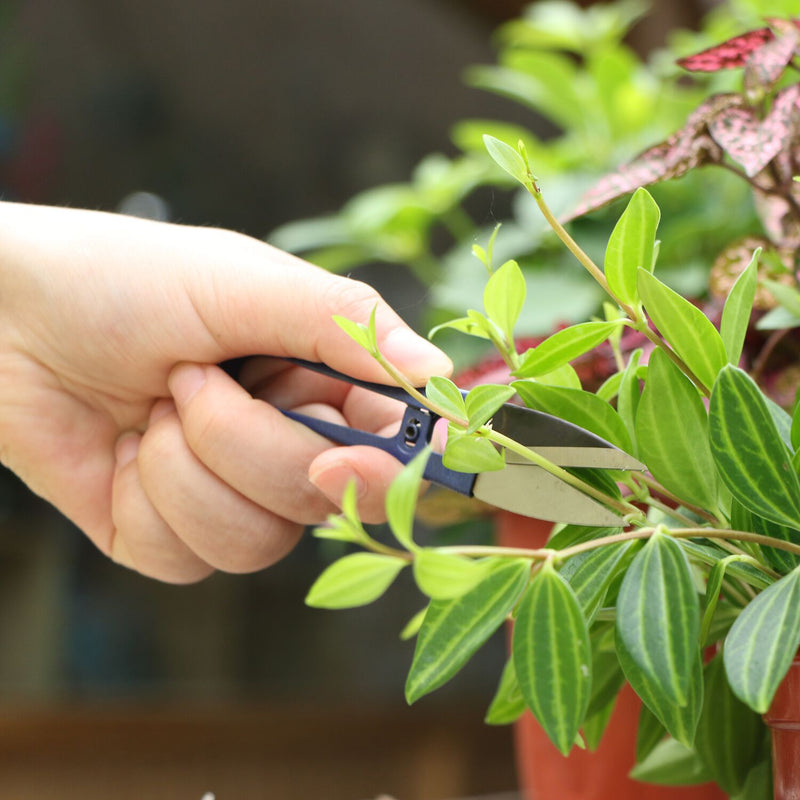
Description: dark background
xmin=0 ymin=1 xmax=708 ymax=797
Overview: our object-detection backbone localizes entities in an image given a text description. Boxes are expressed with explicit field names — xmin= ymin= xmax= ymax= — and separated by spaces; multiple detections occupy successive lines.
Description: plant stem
xmin=635 ymin=474 xmax=721 ymax=525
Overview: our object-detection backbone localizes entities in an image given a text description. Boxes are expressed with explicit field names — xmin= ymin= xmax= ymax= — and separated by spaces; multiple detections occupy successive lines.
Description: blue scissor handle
xmin=222 ymin=357 xmax=476 ymax=496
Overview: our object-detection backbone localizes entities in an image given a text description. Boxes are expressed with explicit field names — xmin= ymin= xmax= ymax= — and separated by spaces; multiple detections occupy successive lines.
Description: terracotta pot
xmin=496 ymin=512 xmax=726 ymax=800
xmin=764 ymin=653 xmax=800 ymax=800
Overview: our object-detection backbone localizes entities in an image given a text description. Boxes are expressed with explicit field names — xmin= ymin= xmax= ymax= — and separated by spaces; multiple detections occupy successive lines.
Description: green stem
xmin=635 ymin=474 xmax=720 ymax=525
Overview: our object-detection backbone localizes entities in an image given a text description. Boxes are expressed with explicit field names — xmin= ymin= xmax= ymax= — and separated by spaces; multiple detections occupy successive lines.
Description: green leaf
xmin=586 ymin=623 xmax=626 ymax=719
xmin=724 ymin=566 xmax=800 ymax=713
xmin=305 ymin=553 xmax=407 ymax=609
xmin=514 ymin=320 xmax=624 ymax=378
xmin=512 ymin=381 xmax=632 ymax=453
xmin=513 ymin=561 xmax=592 ymax=756
xmin=762 ymin=278 xmax=800 ymax=318
xmin=413 ymin=550 xmax=488 ymax=600
xmin=604 ymin=187 xmax=661 ymax=306
xmin=485 ymin=656 xmax=526 ymax=725
xmin=429 ymin=314 xmax=492 ymax=341
xmin=483 ymin=259 xmax=526 ymax=344
xmin=482 ymin=134 xmax=533 ymax=189
xmin=720 ymin=249 xmax=759 ymax=364
xmin=638 ymin=269 xmax=727 ymax=390
xmin=405 ymin=559 xmax=530 ymax=703
xmin=333 ymin=313 xmax=377 ymax=353
xmin=729 ymin=759 xmax=773 ymax=800
xmin=616 ymin=530 xmax=700 ymax=706
xmin=635 ymin=348 xmax=718 ymax=511
xmin=616 ymin=629 xmax=703 ymax=748
xmin=616 ymin=348 xmax=642 ymax=454
xmin=385 ymin=449 xmax=430 ymax=551
xmin=636 ymin=703 xmax=667 ymax=763
xmin=629 ymin=738 xmax=713 ymax=786
xmin=425 ymin=376 xmax=467 ymax=420
xmin=400 ymin=606 xmax=428 ymax=640
xmin=559 ymin=541 xmax=635 ymax=622
xmin=465 ymin=384 xmax=516 ymax=433
xmin=582 ymin=696 xmax=617 ymax=751
xmin=748 ymin=510 xmax=800 ymax=573
xmin=700 ymin=555 xmax=748 ymax=647
xmin=443 ymin=429 xmax=505 ymax=472
xmin=695 ymin=653 xmax=763 ymax=795
xmin=709 ymin=366 xmax=800 ymax=529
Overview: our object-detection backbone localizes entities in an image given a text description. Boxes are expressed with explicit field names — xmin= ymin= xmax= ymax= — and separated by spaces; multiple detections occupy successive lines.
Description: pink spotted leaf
xmin=677 ymin=27 xmax=777 ymax=73
xmin=744 ymin=20 xmax=800 ymax=100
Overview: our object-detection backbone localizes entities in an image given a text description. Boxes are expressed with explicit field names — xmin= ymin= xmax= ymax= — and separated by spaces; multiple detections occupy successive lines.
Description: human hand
xmin=0 ymin=202 xmax=452 ymax=582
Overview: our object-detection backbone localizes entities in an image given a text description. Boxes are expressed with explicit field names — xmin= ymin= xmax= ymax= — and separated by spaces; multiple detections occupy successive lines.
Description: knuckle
xmin=319 ymin=277 xmax=383 ymax=322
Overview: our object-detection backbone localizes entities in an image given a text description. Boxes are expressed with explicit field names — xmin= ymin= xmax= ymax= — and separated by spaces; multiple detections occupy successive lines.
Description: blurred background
xmin=0 ymin=0 xmax=712 ymax=797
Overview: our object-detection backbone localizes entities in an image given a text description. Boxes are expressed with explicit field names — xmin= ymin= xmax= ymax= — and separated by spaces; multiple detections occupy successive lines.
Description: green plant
xmin=301 ymin=12 xmax=800 ymax=798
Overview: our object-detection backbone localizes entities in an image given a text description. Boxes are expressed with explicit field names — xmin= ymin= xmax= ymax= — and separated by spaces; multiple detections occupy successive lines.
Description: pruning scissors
xmin=229 ymin=358 xmax=643 ymax=527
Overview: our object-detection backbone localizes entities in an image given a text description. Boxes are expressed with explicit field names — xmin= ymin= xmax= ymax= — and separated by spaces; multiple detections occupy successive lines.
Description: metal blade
xmin=472 ymin=465 xmax=625 ymax=526
xmin=492 ymin=404 xmax=644 ymax=470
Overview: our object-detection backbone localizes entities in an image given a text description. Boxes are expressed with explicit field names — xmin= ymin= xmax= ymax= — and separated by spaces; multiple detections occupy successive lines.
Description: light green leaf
xmin=559 ymin=541 xmax=634 ymax=622
xmin=512 ymin=381 xmax=632 ymax=453
xmin=629 ymin=737 xmax=713 ymax=786
xmin=428 ymin=314 xmax=492 ymax=341
xmin=485 ymin=657 xmax=526 ymax=725
xmin=724 ymin=566 xmax=800 ymax=713
xmin=400 ymin=606 xmax=428 ymax=641
xmin=616 ymin=629 xmax=703 ymax=747
xmin=635 ymin=348 xmax=718 ymax=511
xmin=695 ymin=653 xmax=763 ymax=795
xmin=465 ymin=384 xmax=516 ymax=433
xmin=483 ymin=259 xmax=526 ymax=343
xmin=333 ymin=312 xmax=377 ymax=353
xmin=616 ymin=530 xmax=700 ymax=706
xmin=536 ymin=362 xmax=582 ymax=390
xmin=513 ymin=561 xmax=592 ymax=756
xmin=604 ymin=187 xmax=660 ymax=306
xmin=720 ymin=249 xmax=759 ymax=364
xmin=514 ymin=320 xmax=624 ymax=378
xmin=406 ymin=559 xmax=530 ymax=703
xmin=482 ymin=134 xmax=533 ymax=189
xmin=443 ymin=429 xmax=505 ymax=472
xmin=709 ymin=365 xmax=800 ymax=529
xmin=413 ymin=550 xmax=488 ymax=600
xmin=305 ymin=553 xmax=406 ymax=609
xmin=763 ymin=278 xmax=800 ymax=318
xmin=386 ymin=449 xmax=430 ymax=551
xmin=638 ymin=269 xmax=727 ymax=390
xmin=312 ymin=515 xmax=365 ymax=544
xmin=425 ymin=376 xmax=467 ymax=420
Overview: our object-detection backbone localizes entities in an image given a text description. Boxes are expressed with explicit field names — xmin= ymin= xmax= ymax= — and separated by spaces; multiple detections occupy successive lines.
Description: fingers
xmin=112 ymin=400 xmax=303 ymax=580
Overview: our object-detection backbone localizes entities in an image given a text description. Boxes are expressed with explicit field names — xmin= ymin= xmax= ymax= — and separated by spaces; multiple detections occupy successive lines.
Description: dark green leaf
xmin=559 ymin=541 xmax=634 ymax=622
xmin=582 ymin=696 xmax=617 ymax=751
xmin=629 ymin=738 xmax=713 ymax=786
xmin=720 ymin=249 xmax=759 ymax=364
xmin=700 ymin=555 xmax=748 ymax=647
xmin=586 ymin=623 xmax=626 ymax=719
xmin=443 ymin=430 xmax=505 ymax=472
xmin=748 ymin=511 xmax=800 ymax=573
xmin=729 ymin=759 xmax=773 ymax=800
xmin=604 ymin=187 xmax=660 ymax=306
xmin=386 ymin=449 xmax=430 ymax=551
xmin=638 ymin=269 xmax=727 ymax=390
xmin=305 ymin=553 xmax=407 ymax=609
xmin=695 ymin=653 xmax=763 ymax=795
xmin=513 ymin=561 xmax=592 ymax=755
xmin=616 ymin=628 xmax=703 ymax=748
xmin=514 ymin=321 xmax=624 ymax=378
xmin=710 ymin=366 xmax=800 ymax=529
xmin=485 ymin=656 xmax=526 ymax=725
xmin=724 ymin=566 xmax=800 ymax=713
xmin=465 ymin=384 xmax=516 ymax=433
xmin=635 ymin=348 xmax=718 ymax=511
xmin=636 ymin=703 xmax=667 ymax=763
xmin=512 ymin=381 xmax=632 ymax=453
xmin=483 ymin=259 xmax=526 ymax=343
xmin=617 ymin=531 xmax=700 ymax=705
xmin=406 ymin=559 xmax=530 ymax=703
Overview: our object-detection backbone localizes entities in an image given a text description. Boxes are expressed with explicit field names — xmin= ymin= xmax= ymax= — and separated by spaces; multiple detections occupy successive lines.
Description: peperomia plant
xmin=303 ymin=15 xmax=800 ymax=798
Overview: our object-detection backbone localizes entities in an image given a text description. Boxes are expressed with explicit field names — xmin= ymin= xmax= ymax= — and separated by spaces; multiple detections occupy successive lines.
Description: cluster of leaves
xmin=269 ymin=0 xmax=757 ymax=349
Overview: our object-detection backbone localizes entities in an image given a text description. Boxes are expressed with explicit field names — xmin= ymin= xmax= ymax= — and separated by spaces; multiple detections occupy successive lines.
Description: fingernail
xmin=115 ymin=432 xmax=140 ymax=468
xmin=381 ymin=328 xmax=453 ymax=381
xmin=169 ymin=363 xmax=207 ymax=406
xmin=308 ymin=460 xmax=367 ymax=505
